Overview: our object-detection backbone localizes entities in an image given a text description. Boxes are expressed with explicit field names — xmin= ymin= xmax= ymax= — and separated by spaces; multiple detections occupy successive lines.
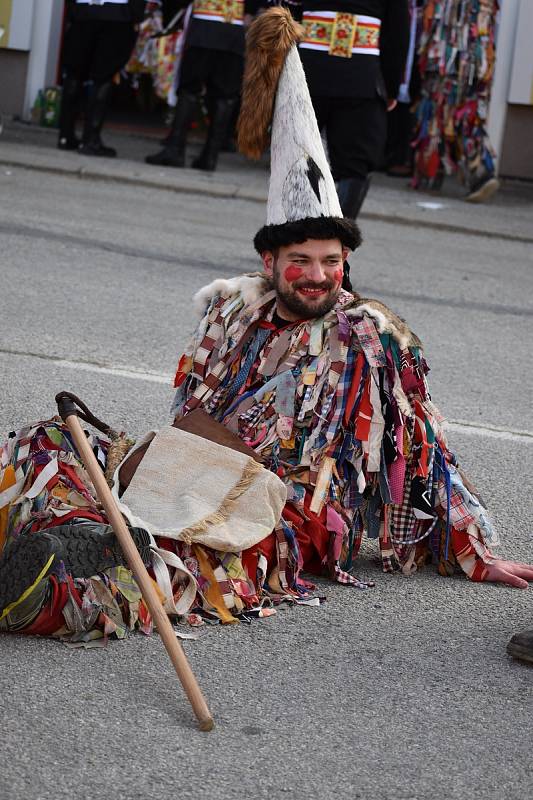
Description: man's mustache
xmin=291 ymin=280 xmax=335 ymax=292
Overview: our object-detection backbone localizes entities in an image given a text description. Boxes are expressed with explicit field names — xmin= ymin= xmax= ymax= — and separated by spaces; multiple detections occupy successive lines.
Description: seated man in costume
xmin=1 ymin=9 xmax=532 ymax=657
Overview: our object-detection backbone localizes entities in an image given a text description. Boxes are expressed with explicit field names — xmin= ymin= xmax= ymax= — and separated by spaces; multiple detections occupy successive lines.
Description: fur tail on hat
xmin=237 ymin=7 xmax=303 ymax=160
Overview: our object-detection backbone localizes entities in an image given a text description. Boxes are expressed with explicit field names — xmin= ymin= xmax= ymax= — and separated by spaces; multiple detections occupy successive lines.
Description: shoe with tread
xmin=0 ymin=533 xmax=63 ymax=621
xmin=44 ymin=522 xmax=152 ymax=577
xmin=465 ymin=175 xmax=499 ymax=203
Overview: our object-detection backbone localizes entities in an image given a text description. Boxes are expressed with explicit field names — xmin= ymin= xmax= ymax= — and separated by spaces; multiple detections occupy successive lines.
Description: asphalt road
xmin=0 ymin=166 xmax=532 ymax=800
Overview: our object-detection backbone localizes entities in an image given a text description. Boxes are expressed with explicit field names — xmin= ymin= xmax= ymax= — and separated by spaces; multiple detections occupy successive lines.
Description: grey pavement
xmin=0 ymin=128 xmax=532 ymax=800
xmin=1 ymin=118 xmax=533 ymax=242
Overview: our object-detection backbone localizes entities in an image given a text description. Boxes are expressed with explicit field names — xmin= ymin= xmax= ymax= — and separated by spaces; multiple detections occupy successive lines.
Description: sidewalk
xmin=2 ymin=119 xmax=532 ymax=243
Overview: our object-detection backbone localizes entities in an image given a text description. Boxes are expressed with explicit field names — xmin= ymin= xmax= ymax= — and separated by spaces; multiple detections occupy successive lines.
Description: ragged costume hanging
xmin=0 ymin=7 xmax=506 ymax=644
xmin=411 ymin=0 xmax=499 ymax=188
xmin=0 ymin=277 xmax=500 ymax=643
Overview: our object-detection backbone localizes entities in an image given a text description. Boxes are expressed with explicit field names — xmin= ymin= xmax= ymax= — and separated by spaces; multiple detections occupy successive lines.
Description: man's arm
xmin=379 ymin=0 xmax=410 ymax=103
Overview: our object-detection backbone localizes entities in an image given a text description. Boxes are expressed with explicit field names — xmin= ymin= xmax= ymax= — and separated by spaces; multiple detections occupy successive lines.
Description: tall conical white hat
xmin=267 ymin=45 xmax=342 ymax=224
xmin=238 ymin=8 xmax=359 ymax=254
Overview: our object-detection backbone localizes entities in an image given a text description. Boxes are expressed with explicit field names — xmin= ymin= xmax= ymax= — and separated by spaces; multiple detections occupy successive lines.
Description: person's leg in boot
xmin=145 ymin=91 xmax=199 ymax=166
xmin=58 ymin=74 xmax=83 ymax=150
xmin=145 ymin=47 xmax=208 ymax=167
xmin=191 ymin=50 xmax=243 ymax=171
xmin=221 ymin=97 xmax=239 ymax=153
xmin=57 ymin=16 xmax=96 ymax=151
xmin=78 ymin=19 xmax=137 ymax=157
xmin=336 ymin=173 xmax=371 ymax=219
xmin=192 ymin=96 xmax=238 ymax=171
xmin=386 ymin=101 xmax=414 ymax=177
xmin=465 ymin=153 xmax=500 ymax=203
xmin=79 ymin=80 xmax=117 ymax=157
xmin=328 ymin=96 xmax=387 ymax=219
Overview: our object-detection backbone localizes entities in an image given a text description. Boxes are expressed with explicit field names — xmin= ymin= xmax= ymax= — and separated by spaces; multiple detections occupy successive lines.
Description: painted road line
xmin=55 ymin=358 xmax=173 ymax=385
xmin=1 ymin=348 xmax=532 ymax=442
xmin=446 ymin=421 xmax=533 ymax=443
xmin=0 ymin=348 xmax=172 ymax=385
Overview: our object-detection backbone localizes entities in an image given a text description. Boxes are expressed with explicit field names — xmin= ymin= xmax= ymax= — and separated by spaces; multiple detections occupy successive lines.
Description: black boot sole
xmin=0 ymin=533 xmax=62 ymax=619
xmin=48 ymin=523 xmax=152 ymax=577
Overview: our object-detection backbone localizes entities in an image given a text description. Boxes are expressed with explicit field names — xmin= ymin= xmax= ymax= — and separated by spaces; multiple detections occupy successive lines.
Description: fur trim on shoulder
xmin=193 ymin=279 xmax=423 ymax=351
xmin=237 ymin=8 xmax=303 ymax=159
xmin=193 ymin=274 xmax=268 ymax=317
xmin=351 ymin=297 xmax=423 ymax=351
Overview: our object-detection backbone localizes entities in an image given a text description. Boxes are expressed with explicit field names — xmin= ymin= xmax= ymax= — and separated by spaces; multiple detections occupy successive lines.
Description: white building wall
xmin=5 ymin=0 xmax=35 ymax=50
xmin=487 ymin=0 xmax=520 ymax=172
xmin=22 ymin=0 xmax=64 ymax=119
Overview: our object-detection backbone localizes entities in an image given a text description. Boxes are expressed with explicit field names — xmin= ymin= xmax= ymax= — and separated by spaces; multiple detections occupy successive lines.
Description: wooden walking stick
xmin=56 ymin=392 xmax=214 ymax=731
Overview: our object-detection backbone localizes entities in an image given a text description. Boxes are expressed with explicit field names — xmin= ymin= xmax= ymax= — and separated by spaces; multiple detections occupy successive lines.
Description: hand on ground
xmin=484 ymin=559 xmax=533 ymax=588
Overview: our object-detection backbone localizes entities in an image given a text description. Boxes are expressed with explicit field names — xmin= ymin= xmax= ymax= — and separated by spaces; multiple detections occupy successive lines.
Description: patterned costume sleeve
xmin=171 ymin=293 xmax=225 ymax=418
xmin=342 ymin=307 xmax=498 ymax=582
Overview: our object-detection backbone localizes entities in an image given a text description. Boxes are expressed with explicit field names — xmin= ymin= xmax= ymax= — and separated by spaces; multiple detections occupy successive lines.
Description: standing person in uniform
xmin=58 ymin=0 xmax=144 ymax=157
xmin=281 ymin=0 xmax=410 ymax=219
xmin=145 ymin=0 xmax=259 ymax=171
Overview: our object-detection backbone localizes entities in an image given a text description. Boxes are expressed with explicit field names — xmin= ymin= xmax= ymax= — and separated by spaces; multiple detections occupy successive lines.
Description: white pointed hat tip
xmin=266 ymin=45 xmax=342 ymax=226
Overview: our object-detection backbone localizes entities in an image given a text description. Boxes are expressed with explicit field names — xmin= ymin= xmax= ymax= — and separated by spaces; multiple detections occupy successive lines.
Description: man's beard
xmin=272 ymin=270 xmax=340 ymax=319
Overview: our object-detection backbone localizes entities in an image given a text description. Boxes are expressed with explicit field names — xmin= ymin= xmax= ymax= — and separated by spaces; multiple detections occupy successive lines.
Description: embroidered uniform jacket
xmin=162 ymin=0 xmax=262 ymax=55
xmin=285 ymin=0 xmax=410 ymax=99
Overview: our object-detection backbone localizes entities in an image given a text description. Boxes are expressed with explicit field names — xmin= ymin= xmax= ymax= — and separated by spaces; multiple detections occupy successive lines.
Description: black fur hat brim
xmin=253 ymin=216 xmax=362 ymax=254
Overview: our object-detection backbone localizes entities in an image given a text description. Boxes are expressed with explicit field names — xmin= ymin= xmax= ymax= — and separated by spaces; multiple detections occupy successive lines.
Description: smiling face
xmin=261 ymin=239 xmax=348 ymax=321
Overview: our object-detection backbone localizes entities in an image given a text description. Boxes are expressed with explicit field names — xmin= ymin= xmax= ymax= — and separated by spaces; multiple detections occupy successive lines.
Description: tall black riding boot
xmin=79 ymin=81 xmax=116 ymax=157
xmin=145 ymin=92 xmax=198 ymax=167
xmin=192 ymin=97 xmax=238 ymax=172
xmin=58 ymin=75 xmax=82 ymax=150
xmin=336 ymin=175 xmax=371 ymax=220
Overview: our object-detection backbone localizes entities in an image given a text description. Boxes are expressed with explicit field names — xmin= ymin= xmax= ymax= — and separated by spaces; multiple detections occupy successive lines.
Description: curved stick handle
xmin=56 ymin=391 xmax=119 ymax=439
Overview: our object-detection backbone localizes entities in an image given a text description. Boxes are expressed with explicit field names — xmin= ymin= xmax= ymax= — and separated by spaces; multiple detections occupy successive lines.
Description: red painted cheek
xmin=333 ymin=268 xmax=343 ymax=284
xmin=284 ymin=266 xmax=304 ymax=283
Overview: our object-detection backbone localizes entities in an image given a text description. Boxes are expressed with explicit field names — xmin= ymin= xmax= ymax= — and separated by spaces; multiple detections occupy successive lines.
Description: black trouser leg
xmin=79 ymin=81 xmax=116 ymax=157
xmin=58 ymin=75 xmax=82 ymax=150
xmin=336 ymin=173 xmax=370 ymax=291
xmin=145 ymin=91 xmax=198 ymax=167
xmin=192 ymin=97 xmax=239 ymax=172
xmin=336 ymin=175 xmax=371 ymax=220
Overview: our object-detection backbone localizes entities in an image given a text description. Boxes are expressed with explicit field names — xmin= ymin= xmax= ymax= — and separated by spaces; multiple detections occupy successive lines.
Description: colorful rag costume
xmin=0 ymin=8 xmax=502 ymax=643
xmin=172 ymin=274 xmax=499 ymax=590
xmin=0 ymin=281 xmax=500 ymax=641
xmin=411 ymin=0 xmax=499 ymax=189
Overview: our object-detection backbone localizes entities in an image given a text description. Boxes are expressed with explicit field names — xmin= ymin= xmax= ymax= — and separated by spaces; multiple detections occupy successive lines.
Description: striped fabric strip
xmin=192 ymin=0 xmax=244 ymax=25
xmin=300 ymin=11 xmax=381 ymax=56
